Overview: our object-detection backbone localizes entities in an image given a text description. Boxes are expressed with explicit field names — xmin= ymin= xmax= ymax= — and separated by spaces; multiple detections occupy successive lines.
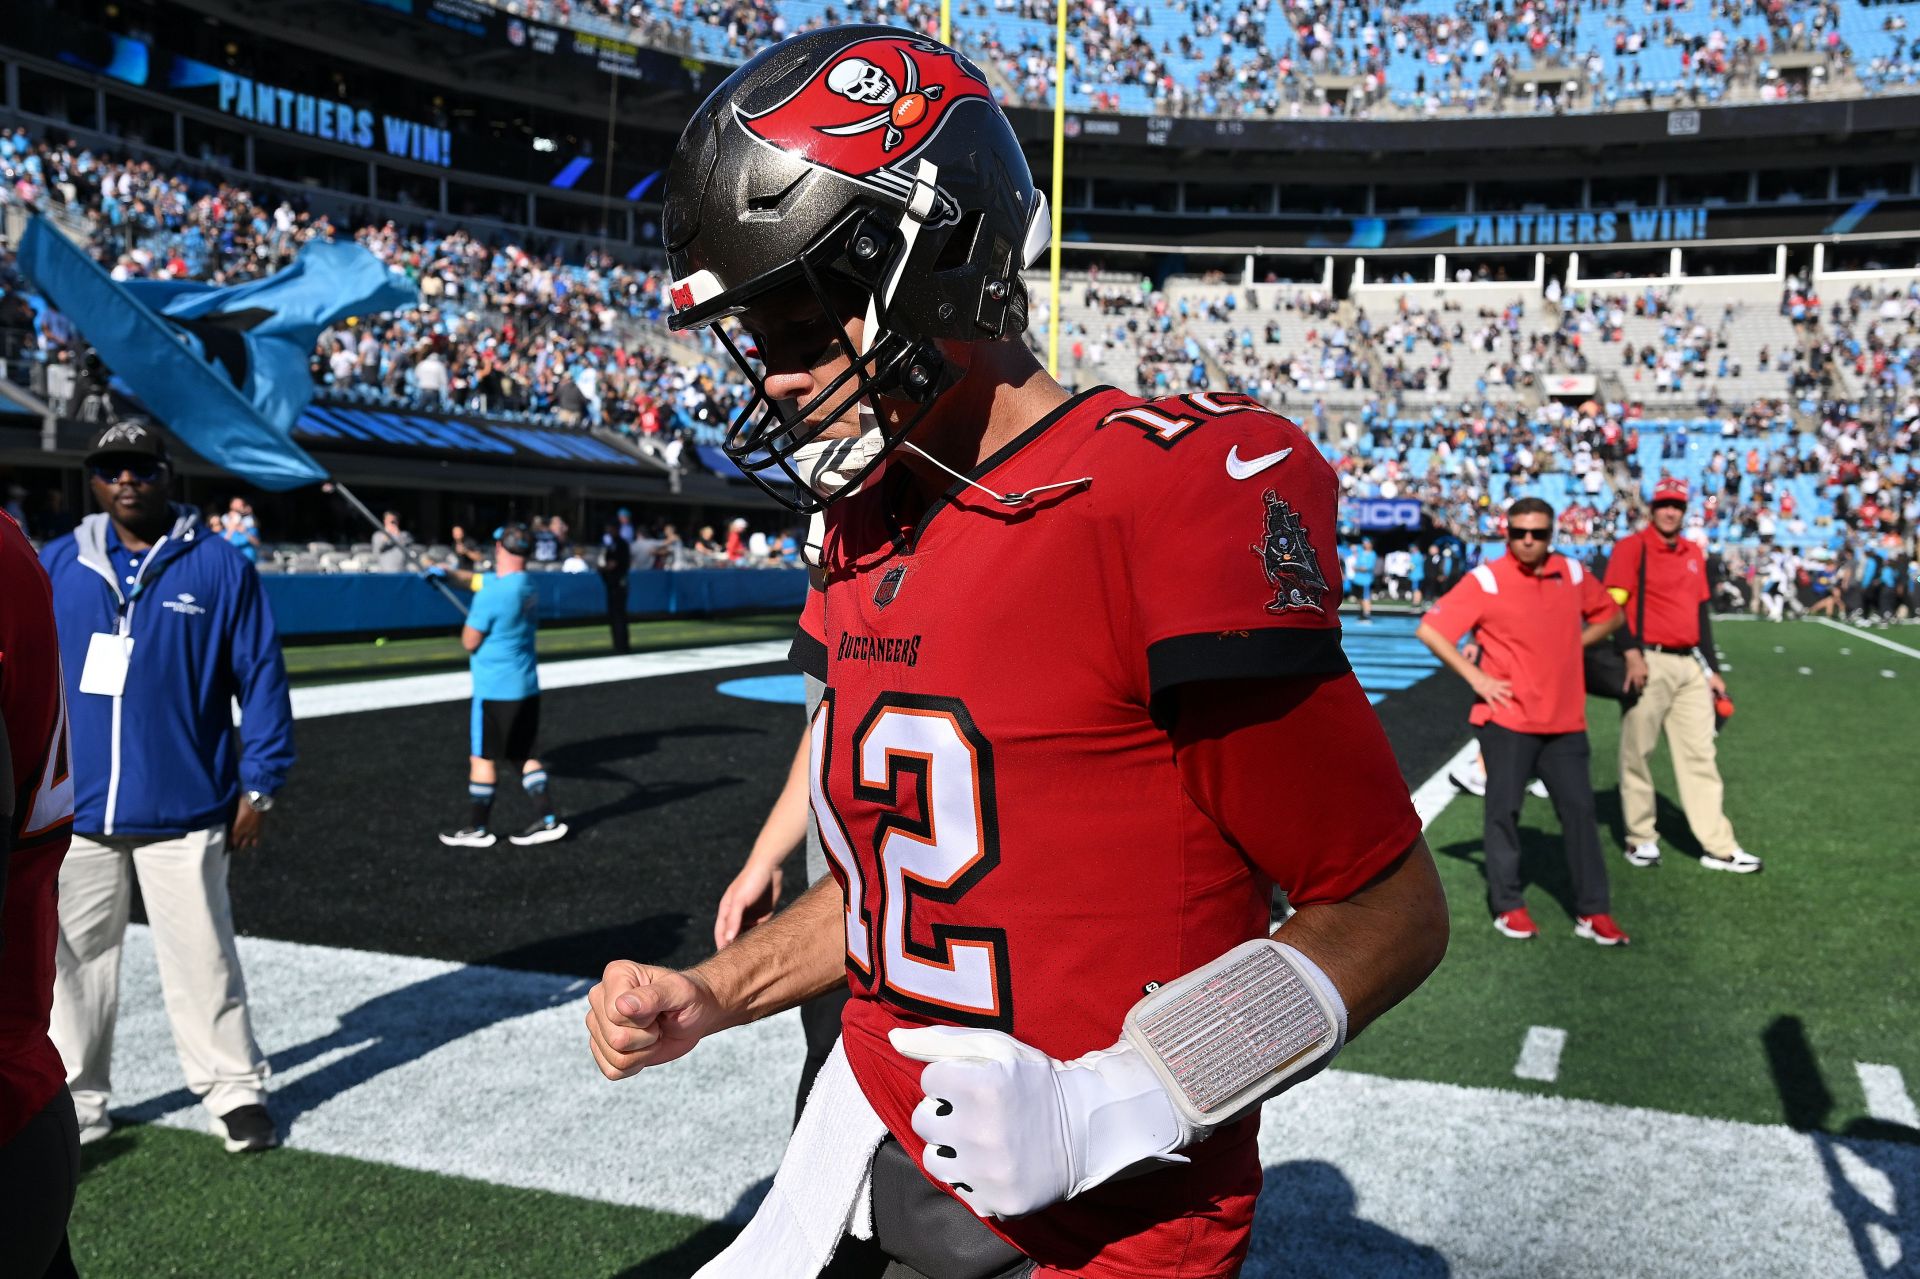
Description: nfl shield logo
xmin=874 ymin=563 xmax=908 ymax=608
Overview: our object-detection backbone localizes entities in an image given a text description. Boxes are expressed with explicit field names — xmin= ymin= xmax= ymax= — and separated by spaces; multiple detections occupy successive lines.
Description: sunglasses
xmin=1507 ymin=526 xmax=1552 ymax=542
xmin=90 ymin=461 xmax=166 ymax=485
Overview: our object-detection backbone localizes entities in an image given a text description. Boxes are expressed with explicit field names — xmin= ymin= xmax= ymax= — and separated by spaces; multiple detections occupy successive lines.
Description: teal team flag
xmin=19 ymin=215 xmax=416 ymax=491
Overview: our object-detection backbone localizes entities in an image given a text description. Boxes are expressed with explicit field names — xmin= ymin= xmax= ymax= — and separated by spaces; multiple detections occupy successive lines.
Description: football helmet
xmin=663 ymin=26 xmax=1050 ymax=512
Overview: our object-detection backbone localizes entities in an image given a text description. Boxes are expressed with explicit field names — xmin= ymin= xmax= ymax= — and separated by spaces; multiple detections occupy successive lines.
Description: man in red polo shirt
xmin=1607 ymin=478 xmax=1759 ymax=873
xmin=1418 ymin=498 xmax=1631 ymax=944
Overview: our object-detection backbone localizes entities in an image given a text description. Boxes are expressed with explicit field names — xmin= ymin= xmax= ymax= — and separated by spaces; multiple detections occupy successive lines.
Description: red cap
xmin=1651 ymin=477 xmax=1690 ymax=505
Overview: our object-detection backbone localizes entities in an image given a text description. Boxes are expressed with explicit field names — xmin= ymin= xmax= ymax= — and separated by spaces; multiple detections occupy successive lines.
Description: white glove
xmin=888 ymin=1025 xmax=1190 ymax=1220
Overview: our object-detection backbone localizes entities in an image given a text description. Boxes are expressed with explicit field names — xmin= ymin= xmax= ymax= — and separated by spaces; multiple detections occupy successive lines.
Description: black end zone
xmin=222 ymin=664 xmax=807 ymax=978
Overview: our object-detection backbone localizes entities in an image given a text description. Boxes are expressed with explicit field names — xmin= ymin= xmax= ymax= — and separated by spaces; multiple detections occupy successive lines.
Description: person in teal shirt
xmin=1352 ymin=537 xmax=1379 ymax=622
xmin=436 ymin=523 xmax=567 ymax=847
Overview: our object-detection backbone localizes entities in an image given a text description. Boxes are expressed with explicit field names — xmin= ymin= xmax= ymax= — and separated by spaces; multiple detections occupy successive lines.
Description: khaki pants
xmin=50 ymin=829 xmax=269 ymax=1130
xmin=1618 ymin=651 xmax=1738 ymax=858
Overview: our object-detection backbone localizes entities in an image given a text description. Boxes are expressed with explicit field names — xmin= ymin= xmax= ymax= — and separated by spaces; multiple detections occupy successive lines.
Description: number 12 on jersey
xmin=808 ymin=690 xmax=1014 ymax=1029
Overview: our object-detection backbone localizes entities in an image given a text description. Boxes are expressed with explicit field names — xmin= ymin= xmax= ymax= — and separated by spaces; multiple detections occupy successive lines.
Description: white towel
xmin=695 ymin=1040 xmax=889 ymax=1279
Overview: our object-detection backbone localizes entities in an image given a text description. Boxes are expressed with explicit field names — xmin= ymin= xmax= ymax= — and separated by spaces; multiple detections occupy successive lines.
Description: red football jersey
xmin=793 ymin=387 xmax=1420 ymax=1277
xmin=0 ymin=511 xmax=76 ymax=1144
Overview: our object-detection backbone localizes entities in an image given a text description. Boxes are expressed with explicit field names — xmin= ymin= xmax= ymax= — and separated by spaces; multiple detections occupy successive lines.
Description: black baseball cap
xmin=85 ymin=418 xmax=171 ymax=468
xmin=493 ymin=522 xmax=534 ymax=557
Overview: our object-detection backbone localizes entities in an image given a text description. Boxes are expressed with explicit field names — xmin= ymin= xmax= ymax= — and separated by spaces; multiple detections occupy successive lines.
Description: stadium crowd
xmin=474 ymin=0 xmax=1877 ymax=118
xmin=246 ymin=507 xmax=806 ymax=576
xmin=0 ymin=127 xmax=752 ymax=472
xmin=2 ymin=128 xmax=1914 ymax=603
xmin=1053 ymin=265 xmax=1916 ymax=617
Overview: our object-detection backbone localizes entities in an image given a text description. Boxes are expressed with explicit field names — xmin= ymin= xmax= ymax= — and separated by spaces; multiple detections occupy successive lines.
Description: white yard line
xmin=1857 ymin=1062 xmax=1920 ymax=1129
xmin=290 ymin=641 xmax=793 ymax=719
xmin=1411 ymin=739 xmax=1480 ymax=830
xmin=1812 ymin=617 xmax=1920 ymax=661
xmin=101 ymin=927 xmax=1914 ymax=1277
xmin=1514 ymin=1026 xmax=1569 ymax=1083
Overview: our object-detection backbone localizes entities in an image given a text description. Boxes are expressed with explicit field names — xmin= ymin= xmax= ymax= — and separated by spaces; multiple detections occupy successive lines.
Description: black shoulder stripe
xmin=790 ymin=626 xmax=829 ymax=682
xmin=1147 ymin=627 xmax=1350 ymax=713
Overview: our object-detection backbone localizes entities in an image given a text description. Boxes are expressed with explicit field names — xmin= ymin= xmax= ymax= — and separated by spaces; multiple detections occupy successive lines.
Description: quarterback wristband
xmin=1121 ymin=938 xmax=1347 ymax=1141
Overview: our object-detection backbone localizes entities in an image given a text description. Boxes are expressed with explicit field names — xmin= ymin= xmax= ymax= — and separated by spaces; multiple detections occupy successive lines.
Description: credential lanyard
xmin=112 ymin=532 xmax=173 ymax=636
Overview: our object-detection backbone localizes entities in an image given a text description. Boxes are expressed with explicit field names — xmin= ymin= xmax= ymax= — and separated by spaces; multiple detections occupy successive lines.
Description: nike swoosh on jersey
xmin=1225 ymin=445 xmax=1294 ymax=480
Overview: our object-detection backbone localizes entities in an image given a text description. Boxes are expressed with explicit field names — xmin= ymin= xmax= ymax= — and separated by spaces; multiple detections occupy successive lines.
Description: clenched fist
xmin=585 ymin=961 xmax=731 ymax=1080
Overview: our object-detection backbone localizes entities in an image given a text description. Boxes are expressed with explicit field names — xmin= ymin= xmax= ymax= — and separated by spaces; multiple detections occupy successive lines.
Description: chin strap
xmin=802 ymin=511 xmax=826 ymax=569
xmin=899 ymin=439 xmax=1092 ymax=508
xmin=799 ymin=159 xmax=1087 ymax=533
xmin=801 ymin=441 xmax=1092 ymax=566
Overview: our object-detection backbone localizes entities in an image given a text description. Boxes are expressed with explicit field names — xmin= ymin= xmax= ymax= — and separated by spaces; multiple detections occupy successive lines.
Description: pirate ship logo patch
xmin=1251 ymin=490 xmax=1329 ymax=614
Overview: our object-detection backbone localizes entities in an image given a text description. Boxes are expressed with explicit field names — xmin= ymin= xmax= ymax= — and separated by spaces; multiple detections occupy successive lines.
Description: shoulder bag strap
xmin=1637 ymin=535 xmax=1648 ymax=640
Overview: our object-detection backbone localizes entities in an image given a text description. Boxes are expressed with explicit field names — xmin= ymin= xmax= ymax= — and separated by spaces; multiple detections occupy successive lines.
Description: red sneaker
xmin=1493 ymin=907 xmax=1538 ymax=940
xmin=1574 ymin=914 xmax=1631 ymax=946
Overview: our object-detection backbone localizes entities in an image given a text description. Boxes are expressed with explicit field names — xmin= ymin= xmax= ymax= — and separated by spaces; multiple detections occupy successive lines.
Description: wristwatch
xmin=245 ymin=790 xmax=276 ymax=813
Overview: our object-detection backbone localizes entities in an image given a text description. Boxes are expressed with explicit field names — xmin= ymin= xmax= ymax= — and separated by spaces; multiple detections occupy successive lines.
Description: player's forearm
xmin=691 ymin=876 xmax=845 ymax=1028
xmin=1272 ymin=833 xmax=1448 ymax=1041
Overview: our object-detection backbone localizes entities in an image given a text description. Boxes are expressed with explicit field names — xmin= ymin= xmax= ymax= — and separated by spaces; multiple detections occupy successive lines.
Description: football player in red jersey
xmin=586 ymin=28 xmax=1448 ymax=1279
xmin=0 ymin=509 xmax=80 ymax=1279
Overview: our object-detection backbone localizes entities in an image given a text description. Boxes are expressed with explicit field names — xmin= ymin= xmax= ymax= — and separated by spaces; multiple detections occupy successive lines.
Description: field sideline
xmin=65 ymin=616 xmax=1920 ymax=1277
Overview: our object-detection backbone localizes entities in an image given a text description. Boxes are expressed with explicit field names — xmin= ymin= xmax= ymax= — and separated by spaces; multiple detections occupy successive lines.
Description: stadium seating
xmin=5 ymin=124 xmax=1913 ymax=561
xmin=0 ymin=127 xmax=735 ymax=477
xmin=1041 ymin=263 xmax=1917 ymax=554
xmin=472 ymin=0 xmax=1920 ymax=118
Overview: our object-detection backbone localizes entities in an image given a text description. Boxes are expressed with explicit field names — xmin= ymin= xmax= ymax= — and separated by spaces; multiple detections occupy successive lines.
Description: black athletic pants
xmin=796 ymin=987 xmax=1035 ymax=1279
xmin=819 ymin=1140 xmax=1036 ymax=1279
xmin=0 ymin=1086 xmax=81 ymax=1279
xmin=1479 ymin=724 xmax=1610 ymax=917
xmin=603 ymin=575 xmax=630 ymax=653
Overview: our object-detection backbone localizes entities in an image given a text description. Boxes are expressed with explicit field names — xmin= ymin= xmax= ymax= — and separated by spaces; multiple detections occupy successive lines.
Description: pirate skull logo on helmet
xmin=827 ymin=58 xmax=898 ymax=105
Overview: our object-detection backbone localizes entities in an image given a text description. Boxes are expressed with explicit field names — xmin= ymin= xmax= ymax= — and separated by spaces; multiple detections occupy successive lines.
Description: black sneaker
xmin=439 ymin=826 xmax=497 ymax=848
xmin=212 ymin=1104 xmax=279 ymax=1154
xmin=509 ymin=817 xmax=569 ymax=846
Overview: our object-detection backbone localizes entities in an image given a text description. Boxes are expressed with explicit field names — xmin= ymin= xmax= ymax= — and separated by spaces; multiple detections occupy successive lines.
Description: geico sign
xmin=1349 ymin=500 xmax=1422 ymax=529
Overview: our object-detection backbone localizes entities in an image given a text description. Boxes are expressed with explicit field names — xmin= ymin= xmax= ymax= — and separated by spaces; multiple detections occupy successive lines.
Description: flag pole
xmin=328 ymin=479 xmax=469 ymax=618
xmin=1048 ymin=0 xmax=1066 ymax=379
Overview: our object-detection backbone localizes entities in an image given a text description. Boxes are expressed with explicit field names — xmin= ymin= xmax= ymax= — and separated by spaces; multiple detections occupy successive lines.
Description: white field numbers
xmin=810 ymin=692 xmax=1010 ymax=1026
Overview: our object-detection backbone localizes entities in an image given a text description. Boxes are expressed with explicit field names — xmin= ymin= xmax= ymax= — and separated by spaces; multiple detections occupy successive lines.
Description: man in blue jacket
xmin=42 ymin=419 xmax=295 ymax=1154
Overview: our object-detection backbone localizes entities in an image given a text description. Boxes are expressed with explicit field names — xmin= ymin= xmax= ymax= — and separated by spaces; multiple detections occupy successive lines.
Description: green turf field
xmin=70 ymin=1125 xmax=736 ymax=1277
xmin=281 ymin=612 xmax=799 ymax=684
xmin=61 ymin=617 xmax=1920 ymax=1276
xmin=1341 ymin=617 xmax=1920 ymax=1135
